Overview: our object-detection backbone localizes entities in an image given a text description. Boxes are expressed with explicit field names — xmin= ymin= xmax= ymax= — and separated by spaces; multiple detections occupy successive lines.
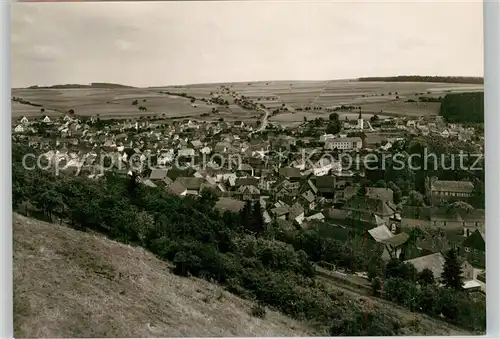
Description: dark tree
xmin=197 ymin=188 xmax=218 ymax=213
xmin=417 ymin=268 xmax=435 ymax=285
xmin=251 ymin=201 xmax=265 ymax=234
xmin=40 ymin=108 xmax=45 ymax=113
xmin=240 ymin=201 xmax=253 ymax=232
xmin=384 ymin=258 xmax=417 ymax=281
xmin=442 ymin=248 xmax=464 ymax=290
xmin=69 ymin=109 xmax=75 ymax=114
xmin=326 ymin=121 xmax=341 ymax=135
xmin=329 ymin=113 xmax=339 ymax=121
xmin=407 ymin=190 xmax=425 ymax=206
xmin=386 ymin=181 xmax=402 ymax=204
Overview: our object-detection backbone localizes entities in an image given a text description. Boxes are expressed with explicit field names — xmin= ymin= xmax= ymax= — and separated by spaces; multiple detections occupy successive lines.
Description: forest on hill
xmin=358 ymin=76 xmax=483 ymax=84
xmin=26 ymin=83 xmax=134 ymax=89
xmin=439 ymin=92 xmax=484 ymax=123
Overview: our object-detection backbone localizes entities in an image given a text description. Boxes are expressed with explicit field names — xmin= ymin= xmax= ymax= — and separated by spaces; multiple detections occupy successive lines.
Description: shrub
xmin=173 ymin=251 xmax=202 ymax=277
xmin=250 ymin=303 xmax=266 ymax=318
xmin=417 ymin=268 xmax=435 ymax=286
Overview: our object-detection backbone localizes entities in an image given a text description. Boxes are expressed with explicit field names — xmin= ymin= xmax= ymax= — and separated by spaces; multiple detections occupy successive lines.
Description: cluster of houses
xmin=13 ymin=112 xmax=486 ymax=291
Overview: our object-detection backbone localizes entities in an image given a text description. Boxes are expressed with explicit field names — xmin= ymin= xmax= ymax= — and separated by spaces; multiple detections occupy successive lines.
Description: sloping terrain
xmin=315 ymin=268 xmax=470 ymax=336
xmin=13 ymin=213 xmax=314 ymax=338
xmin=13 ymin=213 xmax=471 ymax=337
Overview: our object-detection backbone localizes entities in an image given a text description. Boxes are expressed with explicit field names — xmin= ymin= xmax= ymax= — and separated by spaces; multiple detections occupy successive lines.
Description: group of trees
xmin=239 ymin=201 xmax=265 ymax=234
xmin=370 ymin=250 xmax=485 ymax=332
xmin=326 ymin=113 xmax=342 ymax=135
xmin=12 ymin=96 xmax=43 ymax=108
xmin=418 ymin=96 xmax=443 ymax=103
xmin=364 ymin=133 xmax=484 ymax=207
xmin=440 ymin=92 xmax=484 ymax=123
xmin=358 ymin=76 xmax=484 ymax=84
xmin=131 ymin=99 xmax=147 ymax=106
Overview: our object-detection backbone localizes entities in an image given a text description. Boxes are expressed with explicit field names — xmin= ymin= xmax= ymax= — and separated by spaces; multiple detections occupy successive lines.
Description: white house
xmin=20 ymin=116 xmax=29 ymax=124
xmin=42 ymin=116 xmax=51 ymax=123
xmin=380 ymin=142 xmax=392 ymax=151
xmin=305 ymin=212 xmax=325 ymax=223
xmin=14 ymin=125 xmax=25 ymax=133
xmin=200 ymin=146 xmax=212 ymax=155
xmin=320 ymin=134 xmax=335 ymax=143
xmin=441 ymin=129 xmax=450 ymax=138
xmin=313 ymin=157 xmax=342 ymax=176
xmin=178 ymin=148 xmax=195 ymax=157
xmin=216 ymin=172 xmax=237 ymax=183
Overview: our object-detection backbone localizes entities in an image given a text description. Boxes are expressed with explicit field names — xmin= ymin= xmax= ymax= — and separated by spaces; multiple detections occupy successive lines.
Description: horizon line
xmin=12 ymin=75 xmax=485 ymax=90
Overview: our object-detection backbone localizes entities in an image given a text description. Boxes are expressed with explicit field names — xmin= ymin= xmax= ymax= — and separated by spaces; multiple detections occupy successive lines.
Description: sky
xmin=11 ymin=0 xmax=484 ymax=88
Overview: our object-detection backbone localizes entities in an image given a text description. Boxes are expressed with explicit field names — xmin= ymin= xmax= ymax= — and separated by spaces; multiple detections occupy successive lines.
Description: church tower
xmin=357 ymin=108 xmax=364 ymax=130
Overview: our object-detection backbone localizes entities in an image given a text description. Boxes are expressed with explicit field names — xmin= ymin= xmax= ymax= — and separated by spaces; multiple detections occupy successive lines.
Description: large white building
xmin=325 ymin=137 xmax=363 ymax=151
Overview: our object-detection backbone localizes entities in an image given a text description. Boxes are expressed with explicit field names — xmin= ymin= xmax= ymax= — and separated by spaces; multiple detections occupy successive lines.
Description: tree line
xmin=358 ymin=76 xmax=484 ymax=84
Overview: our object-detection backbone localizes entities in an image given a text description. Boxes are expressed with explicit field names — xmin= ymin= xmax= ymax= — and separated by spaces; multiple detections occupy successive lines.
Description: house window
xmin=465 ymin=247 xmax=471 ymax=253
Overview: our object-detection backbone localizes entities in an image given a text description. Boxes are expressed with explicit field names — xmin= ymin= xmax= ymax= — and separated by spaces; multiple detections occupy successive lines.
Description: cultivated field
xmin=11 ymin=101 xmax=62 ymax=119
xmin=12 ymin=80 xmax=483 ymax=122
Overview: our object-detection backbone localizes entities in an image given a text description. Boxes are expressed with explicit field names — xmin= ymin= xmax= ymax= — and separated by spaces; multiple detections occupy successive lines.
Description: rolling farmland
xmin=12 ymin=80 xmax=483 ymax=122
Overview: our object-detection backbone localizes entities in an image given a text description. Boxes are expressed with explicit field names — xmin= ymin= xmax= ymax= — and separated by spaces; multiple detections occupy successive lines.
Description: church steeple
xmin=357 ymin=107 xmax=363 ymax=130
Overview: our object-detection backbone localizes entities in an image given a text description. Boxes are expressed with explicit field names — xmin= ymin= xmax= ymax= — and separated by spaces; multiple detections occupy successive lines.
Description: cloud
xmin=114 ymin=39 xmax=137 ymax=52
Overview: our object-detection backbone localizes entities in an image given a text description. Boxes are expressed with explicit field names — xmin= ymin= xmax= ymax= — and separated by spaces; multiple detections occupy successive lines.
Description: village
xmin=12 ymin=97 xmax=486 ymax=296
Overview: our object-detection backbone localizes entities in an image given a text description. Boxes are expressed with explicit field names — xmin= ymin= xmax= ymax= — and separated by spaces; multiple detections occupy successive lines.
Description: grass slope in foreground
xmin=13 ymin=213 xmax=313 ymax=338
xmin=13 ymin=213 xmax=471 ymax=337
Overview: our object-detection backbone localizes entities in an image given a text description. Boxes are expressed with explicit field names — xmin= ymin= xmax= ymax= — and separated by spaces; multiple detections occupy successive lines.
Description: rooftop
xmin=432 ymin=180 xmax=474 ymax=193
xmin=214 ymin=197 xmax=246 ymax=213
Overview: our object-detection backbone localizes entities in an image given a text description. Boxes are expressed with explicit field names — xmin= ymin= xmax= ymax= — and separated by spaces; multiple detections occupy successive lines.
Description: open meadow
xmin=12 ymin=80 xmax=483 ymax=123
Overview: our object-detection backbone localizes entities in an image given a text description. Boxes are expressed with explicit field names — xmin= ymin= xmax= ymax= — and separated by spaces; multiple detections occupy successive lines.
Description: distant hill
xmin=13 ymin=213 xmax=314 ymax=338
xmin=26 ymin=82 xmax=135 ymax=89
xmin=358 ymin=76 xmax=484 ymax=84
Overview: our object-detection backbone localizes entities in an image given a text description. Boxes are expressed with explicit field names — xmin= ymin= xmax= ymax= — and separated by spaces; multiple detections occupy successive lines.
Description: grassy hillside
xmin=13 ymin=213 xmax=472 ymax=337
xmin=13 ymin=213 xmax=314 ymax=338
